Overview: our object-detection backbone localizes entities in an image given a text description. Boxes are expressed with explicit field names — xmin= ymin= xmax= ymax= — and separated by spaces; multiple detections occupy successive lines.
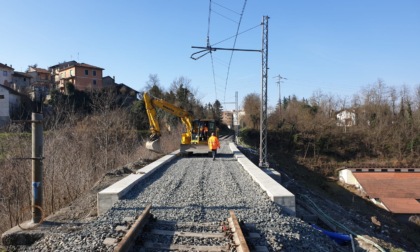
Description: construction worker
xmin=203 ymin=124 xmax=209 ymax=140
xmin=208 ymin=132 xmax=220 ymax=160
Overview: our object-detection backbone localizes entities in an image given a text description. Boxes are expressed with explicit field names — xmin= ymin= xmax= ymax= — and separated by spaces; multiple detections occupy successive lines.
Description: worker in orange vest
xmin=208 ymin=132 xmax=220 ymax=160
xmin=203 ymin=125 xmax=209 ymax=140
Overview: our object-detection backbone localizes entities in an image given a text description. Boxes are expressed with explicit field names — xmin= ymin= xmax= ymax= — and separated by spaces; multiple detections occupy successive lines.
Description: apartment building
xmin=49 ymin=61 xmax=104 ymax=92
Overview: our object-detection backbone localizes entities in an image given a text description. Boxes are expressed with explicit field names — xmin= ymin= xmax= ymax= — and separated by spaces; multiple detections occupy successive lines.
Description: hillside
xmin=237 ymin=136 xmax=420 ymax=251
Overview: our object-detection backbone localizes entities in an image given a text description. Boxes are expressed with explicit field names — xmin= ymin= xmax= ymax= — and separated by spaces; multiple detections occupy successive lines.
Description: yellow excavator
xmin=144 ymin=92 xmax=218 ymax=154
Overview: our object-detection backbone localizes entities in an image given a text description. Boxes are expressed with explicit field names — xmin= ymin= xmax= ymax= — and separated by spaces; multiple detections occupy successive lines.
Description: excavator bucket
xmin=146 ymin=138 xmax=162 ymax=153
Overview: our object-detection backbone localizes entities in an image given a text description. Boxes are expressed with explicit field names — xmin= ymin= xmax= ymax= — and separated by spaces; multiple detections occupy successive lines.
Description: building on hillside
xmin=101 ymin=76 xmax=139 ymax=106
xmin=12 ymin=72 xmax=32 ymax=92
xmin=339 ymin=167 xmax=420 ymax=215
xmin=222 ymin=111 xmax=233 ymax=128
xmin=336 ymin=109 xmax=356 ymax=127
xmin=102 ymin=75 xmax=116 ymax=89
xmin=49 ymin=61 xmax=104 ymax=92
xmin=0 ymin=63 xmax=14 ymax=86
xmin=0 ymin=84 xmax=26 ymax=126
xmin=27 ymin=67 xmax=52 ymax=88
xmin=26 ymin=67 xmax=54 ymax=102
xmin=49 ymin=61 xmax=77 ymax=78
xmin=221 ymin=110 xmax=245 ymax=129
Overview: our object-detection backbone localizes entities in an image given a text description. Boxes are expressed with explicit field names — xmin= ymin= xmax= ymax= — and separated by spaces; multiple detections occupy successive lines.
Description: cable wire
xmin=223 ymin=0 xmax=248 ymax=103
xmin=207 ymin=0 xmax=218 ymax=101
xmin=212 ymin=1 xmax=241 ymax=15
xmin=205 ymin=0 xmax=256 ymax=105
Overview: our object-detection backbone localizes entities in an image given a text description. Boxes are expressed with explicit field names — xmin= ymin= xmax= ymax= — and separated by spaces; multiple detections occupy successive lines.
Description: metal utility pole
xmin=259 ymin=16 xmax=269 ymax=168
xmin=274 ymin=74 xmax=287 ymax=109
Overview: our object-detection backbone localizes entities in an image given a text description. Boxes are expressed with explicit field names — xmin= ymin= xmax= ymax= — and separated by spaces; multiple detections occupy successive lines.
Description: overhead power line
xmin=194 ymin=0 xmax=251 ymax=104
xmin=212 ymin=1 xmax=241 ymax=15
xmin=223 ymin=0 xmax=248 ymax=104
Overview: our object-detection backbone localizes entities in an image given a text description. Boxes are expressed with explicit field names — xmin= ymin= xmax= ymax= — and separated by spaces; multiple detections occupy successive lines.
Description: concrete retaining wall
xmin=229 ymin=143 xmax=296 ymax=216
xmin=97 ymin=150 xmax=179 ymax=215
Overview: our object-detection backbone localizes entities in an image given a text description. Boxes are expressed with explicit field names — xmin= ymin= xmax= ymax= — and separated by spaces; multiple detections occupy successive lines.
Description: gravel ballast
xmin=8 ymin=140 xmax=345 ymax=251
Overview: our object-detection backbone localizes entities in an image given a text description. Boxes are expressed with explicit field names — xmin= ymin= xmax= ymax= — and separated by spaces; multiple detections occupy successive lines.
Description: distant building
xmin=49 ymin=61 xmax=104 ymax=92
xmin=27 ymin=67 xmax=52 ymax=87
xmin=0 ymin=63 xmax=14 ymax=87
xmin=336 ymin=109 xmax=356 ymax=127
xmin=12 ymin=71 xmax=32 ymax=92
xmin=102 ymin=76 xmax=116 ymax=89
xmin=222 ymin=110 xmax=245 ymax=129
xmin=339 ymin=167 xmax=420 ymax=215
xmin=101 ymin=76 xmax=139 ymax=106
xmin=0 ymin=84 xmax=25 ymax=126
xmin=222 ymin=111 xmax=233 ymax=128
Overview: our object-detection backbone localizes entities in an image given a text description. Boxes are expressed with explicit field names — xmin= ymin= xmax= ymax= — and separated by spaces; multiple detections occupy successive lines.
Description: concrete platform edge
xmin=229 ymin=143 xmax=296 ymax=216
xmin=97 ymin=150 xmax=179 ymax=215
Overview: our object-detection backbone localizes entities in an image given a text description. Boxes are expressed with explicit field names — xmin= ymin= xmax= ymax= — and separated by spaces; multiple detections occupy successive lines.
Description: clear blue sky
xmin=1 ymin=1 xmax=419 ymax=111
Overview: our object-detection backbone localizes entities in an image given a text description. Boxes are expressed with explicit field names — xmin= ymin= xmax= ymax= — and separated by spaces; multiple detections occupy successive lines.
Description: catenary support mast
xmin=259 ymin=16 xmax=269 ymax=168
xmin=191 ymin=15 xmax=270 ymax=167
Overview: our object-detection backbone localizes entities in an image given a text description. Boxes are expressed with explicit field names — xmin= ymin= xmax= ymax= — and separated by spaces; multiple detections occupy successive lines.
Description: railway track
xmin=113 ymin=204 xmax=266 ymax=252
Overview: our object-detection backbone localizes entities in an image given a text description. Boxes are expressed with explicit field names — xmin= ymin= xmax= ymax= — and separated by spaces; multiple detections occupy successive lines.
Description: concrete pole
xmin=32 ymin=113 xmax=43 ymax=223
xmin=235 ymin=91 xmax=239 ymax=144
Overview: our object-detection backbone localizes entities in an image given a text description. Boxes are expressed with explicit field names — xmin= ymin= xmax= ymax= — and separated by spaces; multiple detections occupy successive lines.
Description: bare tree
xmin=242 ymin=93 xmax=260 ymax=129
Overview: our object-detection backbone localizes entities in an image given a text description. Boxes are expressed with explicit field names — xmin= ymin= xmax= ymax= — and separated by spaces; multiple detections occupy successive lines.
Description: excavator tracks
xmin=113 ymin=204 xmax=255 ymax=252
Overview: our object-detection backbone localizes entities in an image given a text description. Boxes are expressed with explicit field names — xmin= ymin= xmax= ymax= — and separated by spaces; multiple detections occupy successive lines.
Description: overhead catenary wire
xmin=197 ymin=0 xmax=257 ymax=106
xmin=212 ymin=1 xmax=241 ymax=15
xmin=222 ymin=0 xmax=248 ymax=104
xmin=207 ymin=0 xmax=218 ymax=100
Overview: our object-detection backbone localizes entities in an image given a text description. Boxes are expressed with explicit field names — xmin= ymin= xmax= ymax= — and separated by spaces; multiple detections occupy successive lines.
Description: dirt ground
xmin=270 ymin=155 xmax=420 ymax=252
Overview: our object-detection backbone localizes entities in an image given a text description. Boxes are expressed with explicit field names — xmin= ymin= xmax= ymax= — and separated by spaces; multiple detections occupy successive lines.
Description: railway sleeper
xmin=110 ymin=204 xmax=255 ymax=252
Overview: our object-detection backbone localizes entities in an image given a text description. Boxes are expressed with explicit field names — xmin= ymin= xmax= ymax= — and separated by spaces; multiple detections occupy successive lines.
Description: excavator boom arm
xmin=144 ymin=92 xmax=193 ymax=151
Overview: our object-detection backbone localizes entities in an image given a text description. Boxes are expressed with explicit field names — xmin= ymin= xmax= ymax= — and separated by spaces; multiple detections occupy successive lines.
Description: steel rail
xmin=114 ymin=204 xmax=152 ymax=252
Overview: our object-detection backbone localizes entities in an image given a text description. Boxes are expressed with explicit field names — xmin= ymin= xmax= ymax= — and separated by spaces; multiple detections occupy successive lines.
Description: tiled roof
xmin=31 ymin=68 xmax=50 ymax=74
xmin=13 ymin=71 xmax=32 ymax=78
xmin=381 ymin=198 xmax=420 ymax=214
xmin=352 ymin=172 xmax=420 ymax=214
xmin=0 ymin=84 xmax=24 ymax=96
xmin=78 ymin=63 xmax=104 ymax=70
xmin=60 ymin=63 xmax=104 ymax=71
xmin=0 ymin=63 xmax=14 ymax=70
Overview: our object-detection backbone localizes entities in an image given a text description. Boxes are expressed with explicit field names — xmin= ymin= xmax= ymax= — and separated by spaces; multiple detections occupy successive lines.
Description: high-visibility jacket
xmin=208 ymin=136 xmax=220 ymax=150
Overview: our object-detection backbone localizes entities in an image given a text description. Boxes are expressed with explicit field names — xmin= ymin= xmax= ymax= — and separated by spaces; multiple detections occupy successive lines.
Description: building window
xmin=0 ymin=95 xmax=4 ymax=99
xmin=70 ymin=70 xmax=73 ymax=76
xmin=85 ymin=69 xmax=89 ymax=75
xmin=93 ymin=70 xmax=96 ymax=76
xmin=93 ymin=80 xmax=97 ymax=85
xmin=2 ymin=71 xmax=7 ymax=76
